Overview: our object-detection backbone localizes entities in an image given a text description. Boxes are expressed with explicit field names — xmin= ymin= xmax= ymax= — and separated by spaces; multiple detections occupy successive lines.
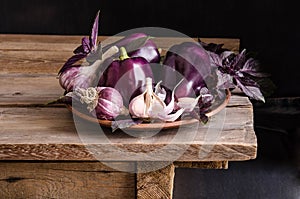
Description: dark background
xmin=0 ymin=0 xmax=299 ymax=97
xmin=1 ymin=1 xmax=299 ymax=198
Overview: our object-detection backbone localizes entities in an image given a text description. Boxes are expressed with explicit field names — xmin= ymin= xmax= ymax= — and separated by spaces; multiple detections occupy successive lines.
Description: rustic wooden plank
xmin=0 ymin=50 xmax=73 ymax=75
xmin=0 ymin=34 xmax=239 ymax=75
xmin=0 ymin=34 xmax=239 ymax=51
xmin=137 ymin=162 xmax=175 ymax=199
xmin=0 ymin=76 xmax=64 ymax=105
xmin=0 ymin=161 xmax=135 ymax=199
xmin=0 ymin=94 xmax=256 ymax=161
xmin=0 ymin=34 xmax=83 ymax=43
xmin=174 ymin=161 xmax=228 ymax=169
xmin=0 ymin=105 xmax=250 ymax=144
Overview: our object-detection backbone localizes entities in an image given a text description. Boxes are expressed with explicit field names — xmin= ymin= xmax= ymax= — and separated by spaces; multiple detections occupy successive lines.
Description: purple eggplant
xmin=103 ymin=33 xmax=161 ymax=63
xmin=98 ymin=47 xmax=153 ymax=105
xmin=162 ymin=42 xmax=213 ymax=98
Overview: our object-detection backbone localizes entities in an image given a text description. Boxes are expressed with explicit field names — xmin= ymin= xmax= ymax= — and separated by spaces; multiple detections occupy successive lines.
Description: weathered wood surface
xmin=137 ymin=163 xmax=175 ymax=199
xmin=174 ymin=161 xmax=228 ymax=169
xmin=0 ymin=161 xmax=136 ymax=199
xmin=0 ymin=93 xmax=256 ymax=161
xmin=0 ymin=76 xmax=64 ymax=106
xmin=0 ymin=34 xmax=239 ymax=75
xmin=0 ymin=161 xmax=227 ymax=199
xmin=1 ymin=29 xmax=238 ymax=70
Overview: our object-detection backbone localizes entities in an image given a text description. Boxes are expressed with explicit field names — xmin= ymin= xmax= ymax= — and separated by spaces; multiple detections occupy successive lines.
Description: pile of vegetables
xmin=58 ymin=11 xmax=270 ymax=130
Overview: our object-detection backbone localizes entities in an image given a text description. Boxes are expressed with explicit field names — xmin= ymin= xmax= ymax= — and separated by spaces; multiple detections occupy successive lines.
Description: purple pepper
xmin=99 ymin=47 xmax=154 ymax=106
xmin=162 ymin=42 xmax=213 ymax=98
xmin=103 ymin=33 xmax=161 ymax=63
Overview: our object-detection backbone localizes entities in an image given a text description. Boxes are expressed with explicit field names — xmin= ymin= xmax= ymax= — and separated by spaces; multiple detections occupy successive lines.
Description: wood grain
xmin=0 ymin=161 xmax=135 ymax=199
xmin=0 ymin=93 xmax=256 ymax=162
xmin=174 ymin=161 xmax=228 ymax=169
xmin=137 ymin=162 xmax=175 ymax=199
xmin=0 ymin=34 xmax=239 ymax=75
xmin=0 ymin=76 xmax=64 ymax=105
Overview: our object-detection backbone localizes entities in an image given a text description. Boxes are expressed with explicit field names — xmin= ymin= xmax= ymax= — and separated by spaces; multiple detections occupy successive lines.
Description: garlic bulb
xmin=129 ymin=77 xmax=184 ymax=122
xmin=68 ymin=86 xmax=127 ymax=120
xmin=129 ymin=77 xmax=165 ymax=118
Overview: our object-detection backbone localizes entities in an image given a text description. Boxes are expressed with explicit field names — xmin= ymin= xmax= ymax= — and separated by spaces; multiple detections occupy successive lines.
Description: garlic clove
xmin=177 ymin=95 xmax=201 ymax=112
xmin=148 ymin=98 xmax=166 ymax=118
xmin=157 ymin=108 xmax=184 ymax=122
xmin=154 ymin=80 xmax=167 ymax=101
xmin=164 ymin=78 xmax=184 ymax=115
xmin=129 ymin=77 xmax=165 ymax=119
xmin=129 ymin=90 xmax=148 ymax=118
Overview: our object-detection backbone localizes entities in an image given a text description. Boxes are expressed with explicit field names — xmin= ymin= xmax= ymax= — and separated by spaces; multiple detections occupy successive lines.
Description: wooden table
xmin=0 ymin=34 xmax=256 ymax=199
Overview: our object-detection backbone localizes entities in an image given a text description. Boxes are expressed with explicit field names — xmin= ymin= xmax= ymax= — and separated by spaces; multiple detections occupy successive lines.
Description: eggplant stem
xmin=119 ymin=47 xmax=130 ymax=60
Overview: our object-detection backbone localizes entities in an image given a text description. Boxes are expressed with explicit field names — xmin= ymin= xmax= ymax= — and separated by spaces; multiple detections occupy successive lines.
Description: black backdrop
xmin=1 ymin=0 xmax=299 ymax=97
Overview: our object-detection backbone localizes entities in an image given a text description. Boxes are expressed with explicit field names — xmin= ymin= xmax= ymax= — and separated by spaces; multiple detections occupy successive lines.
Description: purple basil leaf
xmin=241 ymin=70 xmax=270 ymax=78
xmin=90 ymin=10 xmax=100 ymax=50
xmin=207 ymin=51 xmax=222 ymax=67
xmin=241 ymin=58 xmax=257 ymax=71
xmin=255 ymin=77 xmax=276 ymax=97
xmin=216 ymin=70 xmax=235 ymax=89
xmin=232 ymin=49 xmax=247 ymax=70
xmin=189 ymin=110 xmax=209 ymax=124
xmin=220 ymin=51 xmax=235 ymax=60
xmin=222 ymin=53 xmax=236 ymax=68
xmin=58 ymin=54 xmax=87 ymax=74
xmin=236 ymin=75 xmax=260 ymax=87
xmin=200 ymin=114 xmax=209 ymax=124
xmin=111 ymin=119 xmax=143 ymax=132
xmin=240 ymin=58 xmax=270 ymax=77
xmin=73 ymin=37 xmax=91 ymax=54
xmin=73 ymin=45 xmax=84 ymax=54
xmin=82 ymin=37 xmax=92 ymax=53
xmin=198 ymin=38 xmax=229 ymax=54
xmin=236 ymin=78 xmax=265 ymax=102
